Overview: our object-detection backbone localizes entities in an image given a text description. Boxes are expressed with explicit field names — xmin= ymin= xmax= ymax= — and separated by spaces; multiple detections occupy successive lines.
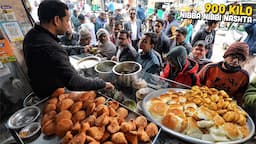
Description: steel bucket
xmin=112 ymin=61 xmax=142 ymax=87
xmin=94 ymin=60 xmax=117 ymax=82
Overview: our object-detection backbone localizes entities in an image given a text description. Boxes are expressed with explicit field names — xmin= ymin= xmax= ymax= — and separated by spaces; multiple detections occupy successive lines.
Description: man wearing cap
xmin=161 ymin=46 xmax=200 ymax=87
xmin=80 ymin=14 xmax=97 ymax=46
xmin=61 ymin=27 xmax=91 ymax=56
xmin=191 ymin=20 xmax=218 ymax=59
xmin=199 ymin=42 xmax=250 ymax=106
xmin=174 ymin=27 xmax=192 ymax=55
xmin=96 ymin=28 xmax=116 ymax=59
xmin=189 ymin=40 xmax=211 ymax=71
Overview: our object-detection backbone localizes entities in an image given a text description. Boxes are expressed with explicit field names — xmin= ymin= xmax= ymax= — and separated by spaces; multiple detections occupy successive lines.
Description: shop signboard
xmin=0 ymin=29 xmax=16 ymax=63
xmin=1 ymin=21 xmax=24 ymax=42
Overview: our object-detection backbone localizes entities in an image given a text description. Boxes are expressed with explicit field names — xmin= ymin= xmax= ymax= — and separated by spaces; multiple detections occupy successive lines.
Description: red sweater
xmin=199 ymin=62 xmax=249 ymax=106
xmin=161 ymin=58 xmax=200 ymax=87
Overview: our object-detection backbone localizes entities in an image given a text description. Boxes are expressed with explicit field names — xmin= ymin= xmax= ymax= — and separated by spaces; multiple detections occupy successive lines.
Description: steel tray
xmin=9 ymin=92 xmax=161 ymax=144
xmin=142 ymin=88 xmax=255 ymax=144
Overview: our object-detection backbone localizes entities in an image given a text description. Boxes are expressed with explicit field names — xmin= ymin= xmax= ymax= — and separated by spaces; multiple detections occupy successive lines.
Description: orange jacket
xmin=199 ymin=62 xmax=249 ymax=106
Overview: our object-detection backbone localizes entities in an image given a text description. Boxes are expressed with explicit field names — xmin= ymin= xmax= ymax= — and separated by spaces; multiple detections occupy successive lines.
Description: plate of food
xmin=142 ymin=86 xmax=255 ymax=144
xmin=40 ymin=90 xmax=161 ymax=144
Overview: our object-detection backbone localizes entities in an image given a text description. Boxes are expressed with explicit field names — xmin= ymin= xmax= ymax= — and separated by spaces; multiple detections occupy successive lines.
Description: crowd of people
xmin=23 ymin=1 xmax=256 ymax=125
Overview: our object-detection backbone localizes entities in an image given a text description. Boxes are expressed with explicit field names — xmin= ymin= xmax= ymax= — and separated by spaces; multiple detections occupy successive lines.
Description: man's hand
xmin=83 ymin=45 xmax=92 ymax=53
xmin=111 ymin=56 xmax=117 ymax=61
xmin=104 ymin=82 xmax=115 ymax=90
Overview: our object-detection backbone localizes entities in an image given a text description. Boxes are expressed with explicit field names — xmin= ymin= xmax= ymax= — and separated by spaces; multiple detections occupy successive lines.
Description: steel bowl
xmin=18 ymin=122 xmax=41 ymax=141
xmin=7 ymin=106 xmax=40 ymax=129
xmin=112 ymin=61 xmax=142 ymax=87
xmin=23 ymin=93 xmax=42 ymax=107
xmin=94 ymin=60 xmax=117 ymax=82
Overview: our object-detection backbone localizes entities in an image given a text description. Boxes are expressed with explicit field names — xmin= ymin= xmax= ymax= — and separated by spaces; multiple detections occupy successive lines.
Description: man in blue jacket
xmin=137 ymin=32 xmax=161 ymax=74
xmin=136 ymin=4 xmax=146 ymax=23
xmin=95 ymin=11 xmax=107 ymax=33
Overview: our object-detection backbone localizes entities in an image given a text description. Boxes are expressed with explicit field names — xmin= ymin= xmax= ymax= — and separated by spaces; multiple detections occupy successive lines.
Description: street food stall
xmin=4 ymin=53 xmax=256 ymax=144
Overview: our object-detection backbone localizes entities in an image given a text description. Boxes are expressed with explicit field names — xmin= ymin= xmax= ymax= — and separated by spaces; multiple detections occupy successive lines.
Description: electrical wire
xmin=21 ymin=0 xmax=35 ymax=26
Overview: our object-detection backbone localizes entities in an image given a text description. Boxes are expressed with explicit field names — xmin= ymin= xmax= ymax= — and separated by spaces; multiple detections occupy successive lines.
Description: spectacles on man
xmin=118 ymin=37 xmax=126 ymax=40
xmin=229 ymin=54 xmax=245 ymax=61
xmin=130 ymin=13 xmax=136 ymax=15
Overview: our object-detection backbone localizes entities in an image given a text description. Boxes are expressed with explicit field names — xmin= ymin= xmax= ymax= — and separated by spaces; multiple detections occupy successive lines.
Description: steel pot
xmin=94 ymin=60 xmax=117 ymax=82
xmin=77 ymin=56 xmax=101 ymax=76
xmin=112 ymin=61 xmax=142 ymax=87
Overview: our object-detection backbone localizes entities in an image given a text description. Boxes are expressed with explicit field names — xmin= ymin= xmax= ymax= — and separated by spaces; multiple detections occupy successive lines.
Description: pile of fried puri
xmin=41 ymin=88 xmax=158 ymax=144
xmin=146 ymin=86 xmax=250 ymax=142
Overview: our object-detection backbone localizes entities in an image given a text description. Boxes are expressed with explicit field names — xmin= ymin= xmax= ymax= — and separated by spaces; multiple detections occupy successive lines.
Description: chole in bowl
xmin=19 ymin=122 xmax=41 ymax=141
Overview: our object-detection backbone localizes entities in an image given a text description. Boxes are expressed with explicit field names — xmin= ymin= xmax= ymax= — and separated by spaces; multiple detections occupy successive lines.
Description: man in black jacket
xmin=112 ymin=30 xmax=138 ymax=62
xmin=154 ymin=18 xmax=170 ymax=65
xmin=174 ymin=27 xmax=192 ymax=55
xmin=191 ymin=20 xmax=218 ymax=59
xmin=23 ymin=0 xmax=114 ymax=98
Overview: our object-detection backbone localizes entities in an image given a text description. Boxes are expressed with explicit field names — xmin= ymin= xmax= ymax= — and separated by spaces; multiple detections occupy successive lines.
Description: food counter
xmin=6 ymin=55 xmax=256 ymax=144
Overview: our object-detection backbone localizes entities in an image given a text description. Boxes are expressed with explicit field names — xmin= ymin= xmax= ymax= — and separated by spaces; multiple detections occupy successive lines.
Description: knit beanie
xmin=167 ymin=46 xmax=187 ymax=71
xmin=79 ymin=27 xmax=90 ymax=39
xmin=223 ymin=42 xmax=249 ymax=61
xmin=96 ymin=28 xmax=109 ymax=39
